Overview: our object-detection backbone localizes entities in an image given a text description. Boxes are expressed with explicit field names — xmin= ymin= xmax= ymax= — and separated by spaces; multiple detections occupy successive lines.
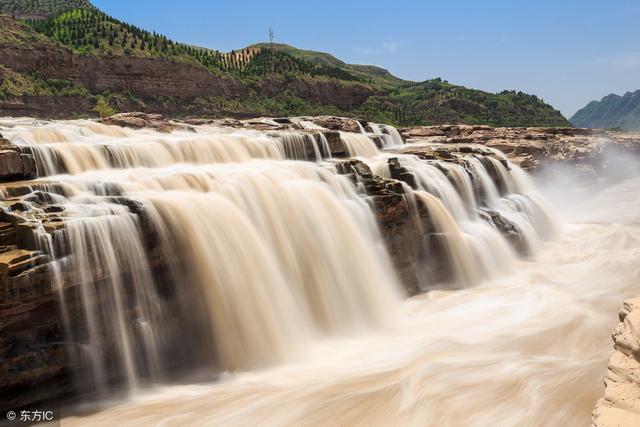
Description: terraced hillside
xmin=0 ymin=0 xmax=570 ymax=126
xmin=0 ymin=0 xmax=90 ymax=19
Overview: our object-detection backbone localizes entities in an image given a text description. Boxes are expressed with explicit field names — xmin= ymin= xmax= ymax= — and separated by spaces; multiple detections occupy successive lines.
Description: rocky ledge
xmin=592 ymin=299 xmax=640 ymax=427
xmin=400 ymin=124 xmax=640 ymax=173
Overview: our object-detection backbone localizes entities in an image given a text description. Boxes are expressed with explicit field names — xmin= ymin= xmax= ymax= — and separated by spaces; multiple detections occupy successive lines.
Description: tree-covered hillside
xmin=0 ymin=0 xmax=90 ymax=18
xmin=356 ymin=79 xmax=569 ymax=127
xmin=0 ymin=0 xmax=570 ymax=126
xmin=247 ymin=43 xmax=405 ymax=87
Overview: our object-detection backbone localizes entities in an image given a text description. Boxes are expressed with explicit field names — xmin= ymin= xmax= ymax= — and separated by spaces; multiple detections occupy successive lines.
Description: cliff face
xmin=592 ymin=299 xmax=640 ymax=427
xmin=0 ymin=15 xmax=243 ymax=101
xmin=258 ymin=75 xmax=376 ymax=108
xmin=0 ymin=16 xmax=376 ymax=118
xmin=0 ymin=10 xmax=570 ymax=125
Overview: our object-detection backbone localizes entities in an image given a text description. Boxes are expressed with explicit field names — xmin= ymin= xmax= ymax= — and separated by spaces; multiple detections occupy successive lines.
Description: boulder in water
xmin=0 ymin=137 xmax=37 ymax=181
xmin=480 ymin=209 xmax=524 ymax=253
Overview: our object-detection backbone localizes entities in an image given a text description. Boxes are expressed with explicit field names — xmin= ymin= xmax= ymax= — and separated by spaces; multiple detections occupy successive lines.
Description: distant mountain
xmin=570 ymin=90 xmax=640 ymax=131
xmin=0 ymin=1 xmax=570 ymax=126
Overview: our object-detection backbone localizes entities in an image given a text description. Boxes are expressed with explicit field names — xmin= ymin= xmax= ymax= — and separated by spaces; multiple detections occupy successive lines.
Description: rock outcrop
xmin=100 ymin=112 xmax=191 ymax=133
xmin=400 ymin=125 xmax=640 ymax=173
xmin=0 ymin=134 xmax=37 ymax=181
xmin=592 ymin=299 xmax=640 ymax=427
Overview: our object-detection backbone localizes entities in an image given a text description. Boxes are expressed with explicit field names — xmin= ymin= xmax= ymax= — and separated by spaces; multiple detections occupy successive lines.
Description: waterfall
xmin=24 ymin=159 xmax=402 ymax=395
xmin=271 ymin=131 xmax=330 ymax=161
xmin=367 ymin=123 xmax=403 ymax=147
xmin=382 ymin=124 xmax=404 ymax=145
xmin=415 ymin=191 xmax=482 ymax=285
xmin=339 ymin=131 xmax=380 ymax=157
xmin=4 ymin=121 xmax=338 ymax=174
xmin=62 ymin=207 xmax=162 ymax=394
xmin=0 ymin=117 xmax=559 ymax=404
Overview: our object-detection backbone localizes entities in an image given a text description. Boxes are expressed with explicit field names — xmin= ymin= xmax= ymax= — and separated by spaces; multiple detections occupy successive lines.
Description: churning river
xmin=1 ymin=118 xmax=637 ymax=427
xmin=64 ymin=175 xmax=640 ymax=427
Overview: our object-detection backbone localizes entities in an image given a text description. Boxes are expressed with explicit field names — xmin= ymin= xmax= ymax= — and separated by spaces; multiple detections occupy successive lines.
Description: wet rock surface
xmin=334 ymin=159 xmax=430 ymax=295
xmin=0 ymin=134 xmax=37 ymax=181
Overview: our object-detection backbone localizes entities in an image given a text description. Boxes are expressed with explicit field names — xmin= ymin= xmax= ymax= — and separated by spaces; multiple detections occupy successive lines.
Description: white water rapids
xmin=59 ymin=174 xmax=640 ymax=427
xmin=0 ymin=118 xmax=637 ymax=426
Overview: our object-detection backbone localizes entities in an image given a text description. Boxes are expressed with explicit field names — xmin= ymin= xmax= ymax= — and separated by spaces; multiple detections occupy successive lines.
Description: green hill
xmin=0 ymin=0 xmax=91 ymax=19
xmin=247 ymin=43 xmax=405 ymax=87
xmin=570 ymin=91 xmax=640 ymax=131
xmin=0 ymin=0 xmax=570 ymax=126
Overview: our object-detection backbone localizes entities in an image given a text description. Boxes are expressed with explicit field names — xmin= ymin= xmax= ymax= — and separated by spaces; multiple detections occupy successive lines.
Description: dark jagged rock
xmin=388 ymin=158 xmax=417 ymax=189
xmin=333 ymin=158 xmax=434 ymax=295
xmin=0 ymin=246 xmax=70 ymax=412
xmin=300 ymin=116 xmax=363 ymax=133
xmin=480 ymin=209 xmax=524 ymax=253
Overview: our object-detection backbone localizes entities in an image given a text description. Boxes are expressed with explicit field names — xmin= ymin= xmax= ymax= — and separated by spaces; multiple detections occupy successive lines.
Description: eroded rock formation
xmin=592 ymin=299 xmax=640 ymax=427
xmin=400 ymin=124 xmax=640 ymax=173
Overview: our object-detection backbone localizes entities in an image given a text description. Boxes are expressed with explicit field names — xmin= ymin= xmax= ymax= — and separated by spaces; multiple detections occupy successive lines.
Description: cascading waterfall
xmin=60 ymin=205 xmax=163 ymax=394
xmin=270 ymin=131 xmax=331 ymax=161
xmin=3 ymin=121 xmax=335 ymax=175
xmin=368 ymin=123 xmax=403 ymax=147
xmin=383 ymin=124 xmax=405 ymax=145
xmin=363 ymin=147 xmax=555 ymax=286
xmin=339 ymin=131 xmax=380 ymax=157
xmin=0 ymin=117 xmax=560 ymax=410
xmin=19 ymin=158 xmax=402 ymax=394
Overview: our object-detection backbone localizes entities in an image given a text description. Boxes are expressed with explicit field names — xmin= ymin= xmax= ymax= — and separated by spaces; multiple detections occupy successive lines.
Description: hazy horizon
xmin=91 ymin=0 xmax=640 ymax=118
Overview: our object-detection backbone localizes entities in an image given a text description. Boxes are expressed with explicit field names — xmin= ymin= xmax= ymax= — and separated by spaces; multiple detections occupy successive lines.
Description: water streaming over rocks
xmin=0 ymin=116 xmax=576 ymax=425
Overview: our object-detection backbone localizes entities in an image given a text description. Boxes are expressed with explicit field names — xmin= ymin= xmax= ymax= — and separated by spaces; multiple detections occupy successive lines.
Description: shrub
xmin=94 ymin=96 xmax=116 ymax=118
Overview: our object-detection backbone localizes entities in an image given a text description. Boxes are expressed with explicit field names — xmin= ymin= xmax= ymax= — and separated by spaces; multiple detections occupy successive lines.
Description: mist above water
xmin=61 ymin=165 xmax=640 ymax=427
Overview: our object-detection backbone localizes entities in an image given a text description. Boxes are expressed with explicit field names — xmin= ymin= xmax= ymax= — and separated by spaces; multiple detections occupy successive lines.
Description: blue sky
xmin=92 ymin=0 xmax=640 ymax=117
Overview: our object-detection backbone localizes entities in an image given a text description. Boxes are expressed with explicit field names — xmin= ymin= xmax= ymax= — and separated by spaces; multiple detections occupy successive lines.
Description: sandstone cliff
xmin=592 ymin=299 xmax=640 ymax=427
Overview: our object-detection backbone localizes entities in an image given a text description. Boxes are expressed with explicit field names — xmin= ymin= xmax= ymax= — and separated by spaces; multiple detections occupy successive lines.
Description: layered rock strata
xmin=400 ymin=124 xmax=640 ymax=173
xmin=592 ymin=299 xmax=640 ymax=427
